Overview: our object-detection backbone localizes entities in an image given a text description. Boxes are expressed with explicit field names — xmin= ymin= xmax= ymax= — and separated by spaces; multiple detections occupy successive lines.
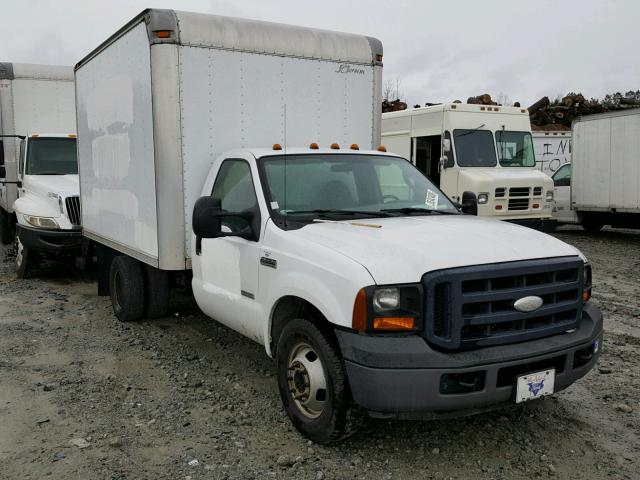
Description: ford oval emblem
xmin=513 ymin=296 xmax=543 ymax=313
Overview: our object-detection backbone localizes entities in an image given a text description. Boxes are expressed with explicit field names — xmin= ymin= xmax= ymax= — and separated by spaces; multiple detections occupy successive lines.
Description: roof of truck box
xmin=76 ymin=9 xmax=383 ymax=71
xmin=0 ymin=62 xmax=73 ymax=81
xmin=383 ymin=102 xmax=529 ymax=119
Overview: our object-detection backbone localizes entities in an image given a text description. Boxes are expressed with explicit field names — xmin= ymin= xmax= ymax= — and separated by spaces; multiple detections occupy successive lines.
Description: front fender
xmin=262 ymin=269 xmax=370 ymax=357
xmin=14 ymin=193 xmax=61 ymax=223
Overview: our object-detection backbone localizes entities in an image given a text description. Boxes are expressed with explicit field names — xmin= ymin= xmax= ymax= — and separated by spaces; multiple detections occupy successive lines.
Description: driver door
xmin=193 ymin=158 xmax=262 ymax=341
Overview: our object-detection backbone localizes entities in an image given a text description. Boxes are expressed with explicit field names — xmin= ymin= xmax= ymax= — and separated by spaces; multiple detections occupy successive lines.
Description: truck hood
xmin=459 ymin=168 xmax=552 ymax=186
xmin=293 ymin=215 xmax=580 ymax=284
xmin=24 ymin=174 xmax=79 ymax=198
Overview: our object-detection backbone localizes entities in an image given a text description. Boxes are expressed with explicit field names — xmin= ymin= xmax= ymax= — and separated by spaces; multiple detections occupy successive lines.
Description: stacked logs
xmin=382 ymin=99 xmax=407 ymax=113
xmin=528 ymin=94 xmax=606 ymax=131
xmin=466 ymin=93 xmax=498 ymax=105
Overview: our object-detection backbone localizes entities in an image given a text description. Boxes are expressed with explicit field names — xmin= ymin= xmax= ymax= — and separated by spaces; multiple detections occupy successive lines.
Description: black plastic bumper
xmin=17 ymin=224 xmax=83 ymax=255
xmin=506 ymin=217 xmax=557 ymax=232
xmin=336 ymin=302 xmax=603 ymax=417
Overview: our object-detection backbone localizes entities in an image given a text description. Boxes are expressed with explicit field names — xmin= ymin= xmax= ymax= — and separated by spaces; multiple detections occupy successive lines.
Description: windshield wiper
xmin=456 ymin=123 xmax=486 ymax=138
xmin=285 ymin=209 xmax=394 ymax=218
xmin=381 ymin=207 xmax=458 ymax=215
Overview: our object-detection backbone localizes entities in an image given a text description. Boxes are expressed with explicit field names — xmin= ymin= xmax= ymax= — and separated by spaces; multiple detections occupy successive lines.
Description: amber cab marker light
xmin=68 ymin=134 xmax=77 ymax=138
xmin=272 ymin=143 xmax=282 ymax=151
xmin=309 ymin=142 xmax=319 ymax=149
xmin=31 ymin=134 xmax=39 ymax=138
xmin=330 ymin=143 xmax=340 ymax=150
xmin=155 ymin=30 xmax=171 ymax=38
xmin=352 ymin=288 xmax=368 ymax=332
xmin=350 ymin=144 xmax=359 ymax=150
xmin=373 ymin=317 xmax=415 ymax=331
xmin=377 ymin=145 xmax=387 ymax=152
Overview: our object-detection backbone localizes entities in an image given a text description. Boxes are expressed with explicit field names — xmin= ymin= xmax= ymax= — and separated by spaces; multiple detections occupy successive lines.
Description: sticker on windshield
xmin=425 ymin=190 xmax=439 ymax=209
xmin=270 ymin=201 xmax=280 ymax=210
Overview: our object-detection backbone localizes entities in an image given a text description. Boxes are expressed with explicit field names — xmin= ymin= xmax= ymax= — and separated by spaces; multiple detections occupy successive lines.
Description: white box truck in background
xmin=532 ymin=130 xmax=571 ymax=176
xmin=552 ymin=110 xmax=640 ymax=231
xmin=382 ymin=104 xmax=556 ymax=231
xmin=0 ymin=63 xmax=81 ymax=277
xmin=76 ymin=9 xmax=602 ymax=442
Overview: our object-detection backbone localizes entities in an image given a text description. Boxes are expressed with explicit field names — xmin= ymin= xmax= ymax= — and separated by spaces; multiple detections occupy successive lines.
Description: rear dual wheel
xmin=109 ymin=256 xmax=169 ymax=321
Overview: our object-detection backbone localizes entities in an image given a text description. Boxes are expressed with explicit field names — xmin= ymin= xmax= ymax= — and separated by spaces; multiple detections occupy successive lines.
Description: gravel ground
xmin=0 ymin=227 xmax=638 ymax=480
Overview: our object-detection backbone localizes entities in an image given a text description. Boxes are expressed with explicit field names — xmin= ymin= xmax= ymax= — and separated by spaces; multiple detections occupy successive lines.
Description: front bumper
xmin=17 ymin=224 xmax=83 ymax=255
xmin=506 ymin=217 xmax=557 ymax=232
xmin=336 ymin=302 xmax=602 ymax=417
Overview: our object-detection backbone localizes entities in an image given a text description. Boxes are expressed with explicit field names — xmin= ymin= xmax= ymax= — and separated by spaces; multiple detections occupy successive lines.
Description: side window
xmin=443 ymin=131 xmax=454 ymax=168
xmin=211 ymin=159 xmax=258 ymax=233
xmin=0 ymin=140 xmax=4 ymax=167
xmin=552 ymin=164 xmax=571 ymax=187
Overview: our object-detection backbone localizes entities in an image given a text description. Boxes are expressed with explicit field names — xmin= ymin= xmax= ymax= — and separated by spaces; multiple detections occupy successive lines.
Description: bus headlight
xmin=477 ymin=193 xmax=489 ymax=205
xmin=546 ymin=191 xmax=554 ymax=201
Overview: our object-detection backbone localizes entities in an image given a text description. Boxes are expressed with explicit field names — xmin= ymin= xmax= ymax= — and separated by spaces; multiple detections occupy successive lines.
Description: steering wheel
xmin=382 ymin=194 xmax=400 ymax=203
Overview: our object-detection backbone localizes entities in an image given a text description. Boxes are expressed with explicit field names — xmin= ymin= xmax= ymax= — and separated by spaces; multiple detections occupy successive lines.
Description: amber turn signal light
xmin=582 ymin=290 xmax=591 ymax=302
xmin=155 ymin=30 xmax=171 ymax=38
xmin=373 ymin=317 xmax=415 ymax=331
xmin=352 ymin=288 xmax=368 ymax=332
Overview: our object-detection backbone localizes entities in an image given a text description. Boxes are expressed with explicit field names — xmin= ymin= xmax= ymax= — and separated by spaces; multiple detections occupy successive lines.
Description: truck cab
xmin=13 ymin=133 xmax=82 ymax=277
xmin=190 ymin=146 xmax=602 ymax=442
xmin=382 ymin=104 xmax=556 ymax=231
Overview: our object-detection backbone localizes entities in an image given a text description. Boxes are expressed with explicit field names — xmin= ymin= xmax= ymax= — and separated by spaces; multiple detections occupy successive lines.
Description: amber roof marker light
xmin=154 ymin=30 xmax=171 ymax=38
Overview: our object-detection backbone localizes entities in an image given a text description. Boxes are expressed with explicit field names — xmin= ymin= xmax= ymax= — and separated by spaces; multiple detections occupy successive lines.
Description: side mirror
xmin=442 ymin=138 xmax=451 ymax=153
xmin=192 ymin=196 xmax=256 ymax=254
xmin=460 ymin=191 xmax=478 ymax=216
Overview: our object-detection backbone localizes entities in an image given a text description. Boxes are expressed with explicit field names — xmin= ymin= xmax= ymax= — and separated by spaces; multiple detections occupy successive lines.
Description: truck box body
xmin=532 ymin=130 xmax=571 ymax=176
xmin=572 ymin=110 xmax=640 ymax=213
xmin=0 ymin=63 xmax=75 ymax=213
xmin=75 ymin=9 xmax=383 ymax=270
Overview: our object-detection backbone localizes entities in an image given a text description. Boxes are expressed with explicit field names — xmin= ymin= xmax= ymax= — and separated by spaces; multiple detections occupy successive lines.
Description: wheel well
xmin=270 ymin=296 xmax=327 ymax=356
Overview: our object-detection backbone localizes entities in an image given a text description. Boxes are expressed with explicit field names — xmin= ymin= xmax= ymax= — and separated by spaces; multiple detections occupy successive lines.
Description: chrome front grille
xmin=65 ymin=196 xmax=81 ymax=226
xmin=423 ymin=257 xmax=584 ymax=351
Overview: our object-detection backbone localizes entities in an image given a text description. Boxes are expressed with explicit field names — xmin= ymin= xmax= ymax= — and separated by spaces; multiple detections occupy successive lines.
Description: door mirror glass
xmin=442 ymin=132 xmax=455 ymax=168
xmin=442 ymin=138 xmax=451 ymax=153
xmin=461 ymin=191 xmax=478 ymax=215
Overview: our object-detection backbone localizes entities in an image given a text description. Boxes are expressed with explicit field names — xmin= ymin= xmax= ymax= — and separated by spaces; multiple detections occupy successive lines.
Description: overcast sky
xmin=2 ymin=0 xmax=638 ymax=107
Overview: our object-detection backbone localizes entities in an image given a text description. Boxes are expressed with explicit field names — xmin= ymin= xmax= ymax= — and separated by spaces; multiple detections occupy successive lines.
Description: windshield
xmin=453 ymin=129 xmax=497 ymax=167
xmin=260 ymin=154 xmax=458 ymax=221
xmin=496 ymin=131 xmax=536 ymax=167
xmin=26 ymin=138 xmax=77 ymax=175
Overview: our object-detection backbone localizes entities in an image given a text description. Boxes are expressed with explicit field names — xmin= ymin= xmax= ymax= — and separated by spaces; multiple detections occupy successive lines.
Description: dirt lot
xmin=0 ymin=227 xmax=638 ymax=480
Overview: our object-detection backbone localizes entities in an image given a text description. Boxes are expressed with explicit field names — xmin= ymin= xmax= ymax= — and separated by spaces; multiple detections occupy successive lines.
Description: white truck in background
xmin=552 ymin=110 xmax=640 ymax=231
xmin=382 ymin=104 xmax=556 ymax=231
xmin=76 ymin=9 xmax=602 ymax=443
xmin=0 ymin=63 xmax=81 ymax=277
xmin=532 ymin=130 xmax=571 ymax=176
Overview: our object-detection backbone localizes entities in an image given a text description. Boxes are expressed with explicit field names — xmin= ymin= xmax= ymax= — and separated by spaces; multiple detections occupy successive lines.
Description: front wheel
xmin=276 ymin=318 xmax=364 ymax=443
xmin=15 ymin=235 xmax=39 ymax=279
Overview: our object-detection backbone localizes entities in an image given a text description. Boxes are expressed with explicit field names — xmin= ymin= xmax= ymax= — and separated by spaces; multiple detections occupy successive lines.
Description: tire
xmin=143 ymin=265 xmax=170 ymax=319
xmin=0 ymin=211 xmax=15 ymax=245
xmin=109 ymin=256 xmax=145 ymax=322
xmin=15 ymin=234 xmax=39 ymax=279
xmin=276 ymin=318 xmax=364 ymax=443
xmin=581 ymin=217 xmax=604 ymax=233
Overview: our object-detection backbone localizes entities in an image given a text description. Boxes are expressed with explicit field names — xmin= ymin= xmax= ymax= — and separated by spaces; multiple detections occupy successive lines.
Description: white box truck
xmin=76 ymin=9 xmax=602 ymax=443
xmin=0 ymin=62 xmax=81 ymax=277
xmin=532 ymin=130 xmax=571 ymax=176
xmin=382 ymin=104 xmax=556 ymax=231
xmin=552 ymin=110 xmax=640 ymax=231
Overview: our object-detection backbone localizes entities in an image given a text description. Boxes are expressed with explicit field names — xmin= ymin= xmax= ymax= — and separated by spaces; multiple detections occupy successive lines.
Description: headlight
xmin=546 ymin=191 xmax=554 ymax=201
xmin=24 ymin=215 xmax=59 ymax=229
xmin=373 ymin=288 xmax=400 ymax=312
xmin=477 ymin=193 xmax=489 ymax=205
xmin=352 ymin=285 xmax=422 ymax=332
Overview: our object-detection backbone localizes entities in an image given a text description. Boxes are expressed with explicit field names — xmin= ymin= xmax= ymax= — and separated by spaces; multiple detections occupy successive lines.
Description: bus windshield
xmin=453 ymin=129 xmax=497 ymax=167
xmin=496 ymin=131 xmax=536 ymax=167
